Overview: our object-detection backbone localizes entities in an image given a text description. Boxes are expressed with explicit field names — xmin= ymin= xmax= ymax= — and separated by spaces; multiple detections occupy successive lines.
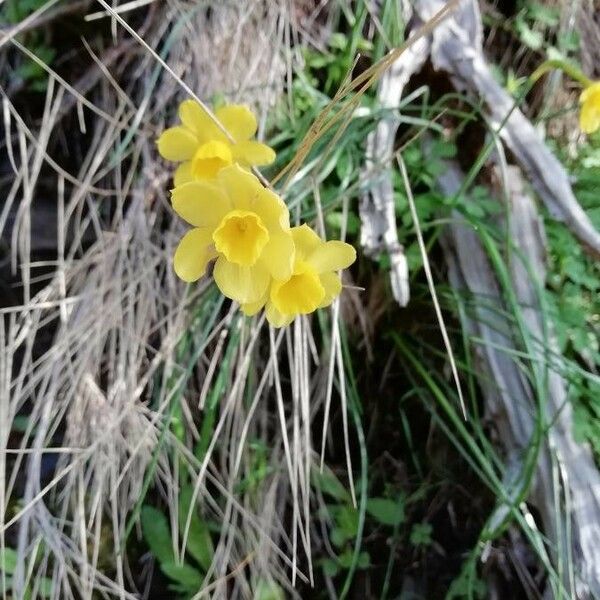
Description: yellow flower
xmin=172 ymin=165 xmax=294 ymax=304
xmin=157 ymin=100 xmax=276 ymax=185
xmin=579 ymin=82 xmax=600 ymax=134
xmin=242 ymin=224 xmax=356 ymax=327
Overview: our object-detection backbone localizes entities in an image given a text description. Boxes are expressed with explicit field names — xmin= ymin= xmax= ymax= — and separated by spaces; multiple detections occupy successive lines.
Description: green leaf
xmin=410 ymin=522 xmax=433 ymax=547
xmin=430 ymin=139 xmax=457 ymax=159
xmin=405 ymin=243 xmax=423 ymax=272
xmin=527 ymin=3 xmax=559 ymax=26
xmin=178 ymin=487 xmax=214 ymax=572
xmin=326 ymin=211 xmax=360 ymax=235
xmin=12 ymin=415 xmax=30 ymax=433
xmin=338 ymin=548 xmax=353 ymax=569
xmin=37 ymin=577 xmax=53 ymax=598
xmin=329 ymin=33 xmax=348 ymax=51
xmin=366 ymin=497 xmax=405 ymax=526
xmin=141 ymin=506 xmax=173 ymax=565
xmin=160 ymin=562 xmax=203 ymax=591
xmin=306 ymin=53 xmax=331 ymax=69
xmin=254 ymin=579 xmax=285 ymax=600
xmin=357 ymin=551 xmax=370 ymax=569
xmin=0 ymin=548 xmax=18 ymax=574
xmin=312 ymin=466 xmax=351 ymax=502
xmin=515 ymin=19 xmax=544 ymax=50
xmin=321 ymin=558 xmax=339 ymax=577
xmin=330 ymin=527 xmax=348 ymax=548
xmin=336 ymin=505 xmax=359 ymax=538
xmin=447 ymin=562 xmax=487 ymax=599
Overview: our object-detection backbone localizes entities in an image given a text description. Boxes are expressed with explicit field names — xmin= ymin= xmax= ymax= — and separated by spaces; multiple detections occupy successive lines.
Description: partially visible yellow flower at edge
xmin=241 ymin=224 xmax=356 ymax=328
xmin=579 ymin=82 xmax=600 ymax=134
xmin=157 ymin=100 xmax=276 ymax=185
xmin=172 ymin=165 xmax=294 ymax=305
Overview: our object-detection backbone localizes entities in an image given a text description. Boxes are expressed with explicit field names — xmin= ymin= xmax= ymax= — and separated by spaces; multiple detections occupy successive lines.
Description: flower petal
xmin=188 ymin=141 xmax=233 ymax=180
xmin=156 ymin=126 xmax=200 ymax=161
xmin=258 ymin=231 xmax=295 ymax=281
xmin=179 ymin=99 xmax=226 ymax=143
xmin=580 ymin=83 xmax=600 ymax=134
xmin=213 ymin=256 xmax=270 ymax=304
xmin=580 ymin=82 xmax=600 ymax=104
xmin=251 ymin=188 xmax=290 ymax=231
xmin=270 ymin=264 xmax=324 ymax=316
xmin=232 ymin=141 xmax=276 ymax=166
xmin=173 ymin=228 xmax=215 ymax=282
xmin=318 ymin=272 xmax=342 ymax=308
xmin=171 ymin=182 xmax=231 ymax=228
xmin=580 ymin=101 xmax=600 ymax=134
xmin=240 ymin=292 xmax=268 ymax=316
xmin=174 ymin=161 xmax=194 ymax=186
xmin=307 ymin=241 xmax=356 ymax=274
xmin=217 ymin=165 xmax=261 ymax=211
xmin=291 ymin=224 xmax=322 ymax=261
xmin=265 ymin=302 xmax=294 ymax=328
xmin=215 ymin=105 xmax=257 ymax=141
xmin=157 ymin=126 xmax=199 ymax=161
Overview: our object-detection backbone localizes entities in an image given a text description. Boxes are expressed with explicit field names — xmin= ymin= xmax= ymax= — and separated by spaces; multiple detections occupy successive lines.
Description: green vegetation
xmin=547 ymin=143 xmax=600 ymax=456
xmin=141 ymin=488 xmax=214 ymax=597
xmin=4 ymin=0 xmax=55 ymax=91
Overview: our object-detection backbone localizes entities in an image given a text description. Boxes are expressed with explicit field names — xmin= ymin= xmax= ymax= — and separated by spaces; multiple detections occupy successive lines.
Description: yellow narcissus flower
xmin=580 ymin=82 xmax=600 ymax=134
xmin=172 ymin=165 xmax=294 ymax=304
xmin=242 ymin=224 xmax=356 ymax=328
xmin=157 ymin=100 xmax=276 ymax=185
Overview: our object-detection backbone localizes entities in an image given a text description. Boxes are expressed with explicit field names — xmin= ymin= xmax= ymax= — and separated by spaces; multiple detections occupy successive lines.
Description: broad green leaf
xmin=338 ymin=548 xmax=353 ymax=569
xmin=178 ymin=487 xmax=214 ymax=572
xmin=141 ymin=506 xmax=173 ymax=565
xmin=430 ymin=139 xmax=457 ymax=159
xmin=527 ymin=3 xmax=559 ymax=26
xmin=321 ymin=558 xmax=339 ymax=577
xmin=515 ymin=20 xmax=544 ymax=50
xmin=0 ymin=548 xmax=18 ymax=575
xmin=0 ymin=577 xmax=12 ymax=597
xmin=357 ymin=551 xmax=370 ymax=569
xmin=410 ymin=522 xmax=433 ymax=547
xmin=330 ymin=527 xmax=348 ymax=548
xmin=447 ymin=564 xmax=486 ymax=599
xmin=366 ymin=497 xmax=405 ymax=526
xmin=329 ymin=33 xmax=348 ymax=50
xmin=11 ymin=415 xmax=29 ymax=433
xmin=336 ymin=505 xmax=359 ymax=538
xmin=160 ymin=562 xmax=203 ymax=592
xmin=326 ymin=211 xmax=360 ymax=235
xmin=37 ymin=577 xmax=53 ymax=598
xmin=312 ymin=466 xmax=351 ymax=502
xmin=254 ymin=579 xmax=285 ymax=600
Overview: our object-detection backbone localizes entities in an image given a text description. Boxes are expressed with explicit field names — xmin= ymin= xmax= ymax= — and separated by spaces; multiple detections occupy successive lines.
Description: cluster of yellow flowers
xmin=157 ymin=100 xmax=356 ymax=327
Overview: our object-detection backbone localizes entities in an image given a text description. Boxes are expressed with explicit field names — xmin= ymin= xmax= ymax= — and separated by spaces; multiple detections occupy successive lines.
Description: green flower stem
xmin=530 ymin=59 xmax=593 ymax=88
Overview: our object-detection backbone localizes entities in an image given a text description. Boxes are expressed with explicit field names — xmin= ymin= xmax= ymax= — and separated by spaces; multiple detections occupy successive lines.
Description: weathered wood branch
xmin=359 ymin=34 xmax=429 ymax=306
xmin=414 ymin=0 xmax=600 ymax=256
xmin=438 ymin=160 xmax=600 ymax=598
xmin=359 ymin=0 xmax=600 ymax=596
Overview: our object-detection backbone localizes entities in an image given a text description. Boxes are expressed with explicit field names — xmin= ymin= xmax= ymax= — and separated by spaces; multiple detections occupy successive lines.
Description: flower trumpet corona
xmin=242 ymin=224 xmax=356 ymax=327
xmin=172 ymin=165 xmax=294 ymax=304
xmin=157 ymin=100 xmax=276 ymax=185
xmin=579 ymin=82 xmax=600 ymax=134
